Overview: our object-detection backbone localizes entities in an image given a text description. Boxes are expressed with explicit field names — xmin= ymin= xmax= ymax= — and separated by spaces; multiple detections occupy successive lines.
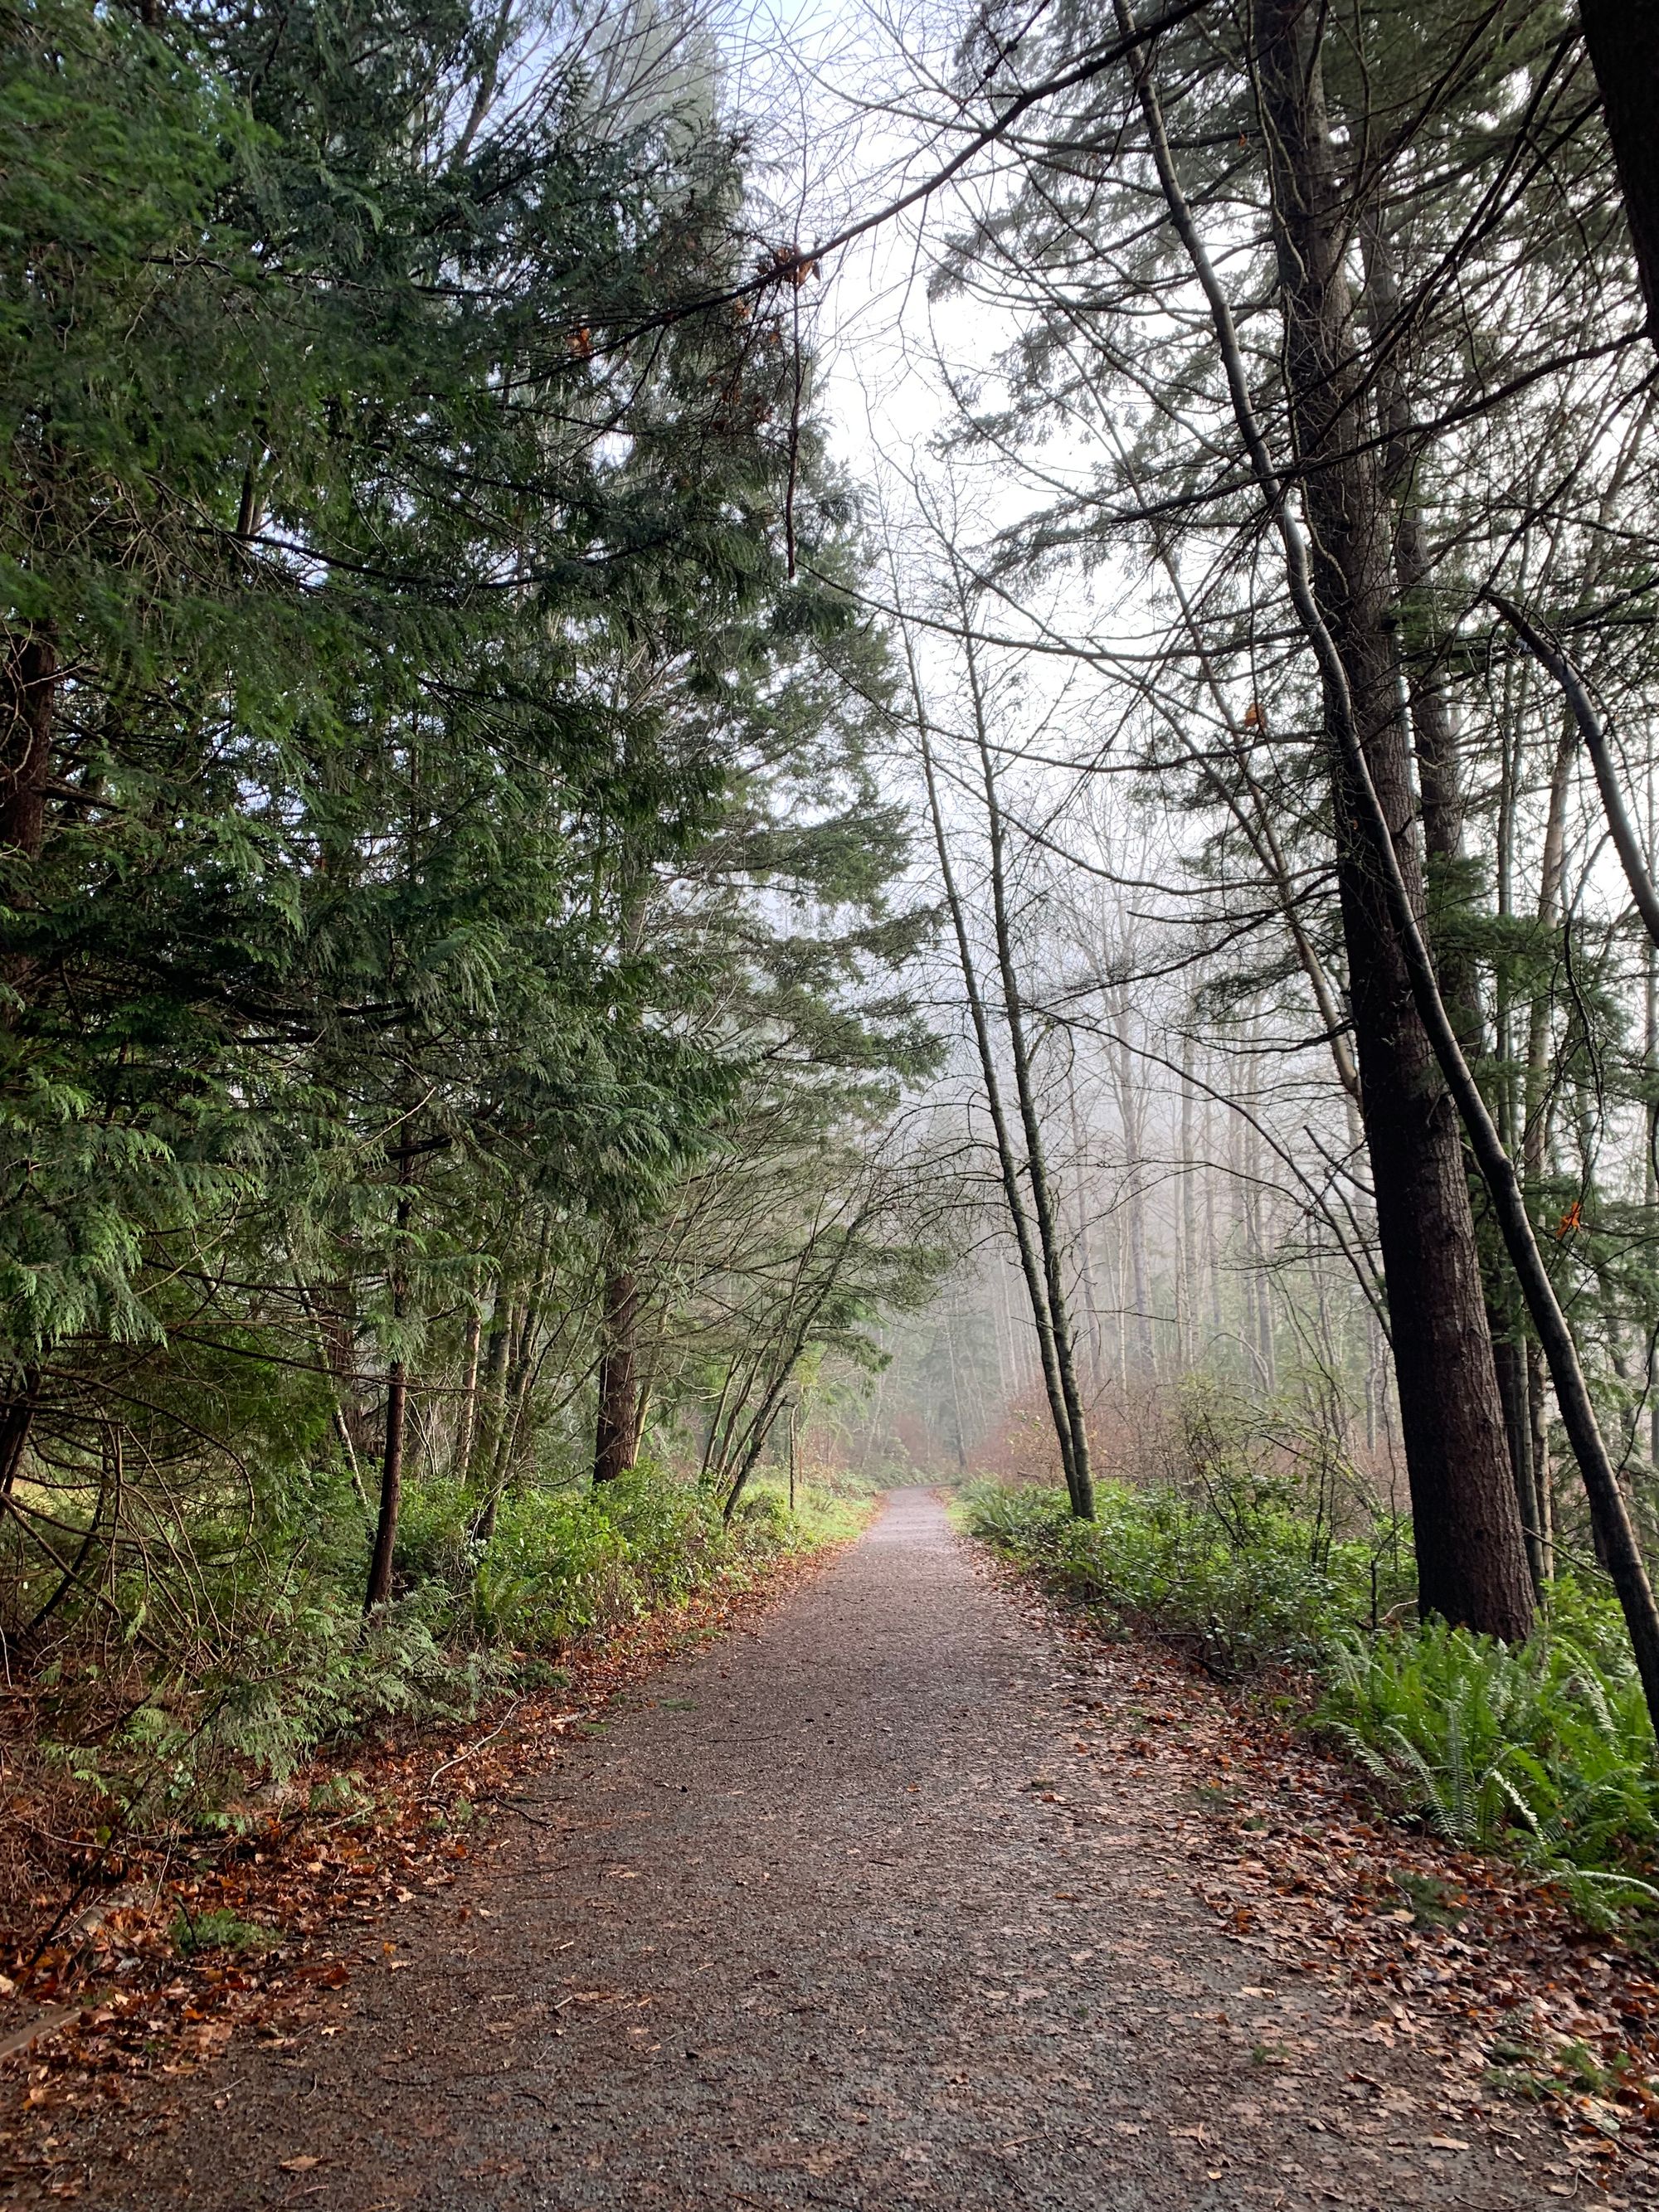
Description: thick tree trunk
xmin=1251 ymin=0 xmax=1534 ymax=1638
xmin=593 ymin=1266 xmax=641 ymax=1485
xmin=1579 ymin=0 xmax=1659 ymax=346
xmin=1363 ymin=217 xmax=1474 ymax=976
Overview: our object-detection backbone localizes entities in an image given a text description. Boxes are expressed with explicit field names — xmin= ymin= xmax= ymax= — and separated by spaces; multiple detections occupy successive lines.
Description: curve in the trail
xmin=75 ymin=1488 xmax=1549 ymax=2210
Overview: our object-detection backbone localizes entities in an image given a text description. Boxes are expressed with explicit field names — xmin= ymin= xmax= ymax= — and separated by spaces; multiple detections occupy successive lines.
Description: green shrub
xmin=171 ymin=1908 xmax=280 ymax=1956
xmin=390 ymin=1461 xmax=860 ymax=1651
xmin=43 ymin=1462 xmax=860 ymax=1829
xmin=47 ymin=1592 xmax=503 ymax=1823
xmin=750 ymin=1478 xmax=869 ymax=1550
xmin=961 ymin=1477 xmax=1406 ymax=1675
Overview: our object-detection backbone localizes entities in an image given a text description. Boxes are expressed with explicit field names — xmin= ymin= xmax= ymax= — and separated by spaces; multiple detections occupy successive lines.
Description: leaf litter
xmin=1010 ymin=1553 xmax=1659 ymax=2196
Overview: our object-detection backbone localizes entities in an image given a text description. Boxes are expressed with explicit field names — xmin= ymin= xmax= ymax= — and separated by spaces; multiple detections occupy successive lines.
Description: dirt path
xmin=58 ymin=1488 xmax=1592 ymax=2208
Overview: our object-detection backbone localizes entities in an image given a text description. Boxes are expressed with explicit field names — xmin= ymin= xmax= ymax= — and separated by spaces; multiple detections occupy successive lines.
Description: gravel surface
xmin=67 ymin=1487 xmax=1582 ymax=2209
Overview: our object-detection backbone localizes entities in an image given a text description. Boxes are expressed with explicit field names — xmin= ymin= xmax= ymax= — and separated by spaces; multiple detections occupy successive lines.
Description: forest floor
xmin=5 ymin=1486 xmax=1657 ymax=2210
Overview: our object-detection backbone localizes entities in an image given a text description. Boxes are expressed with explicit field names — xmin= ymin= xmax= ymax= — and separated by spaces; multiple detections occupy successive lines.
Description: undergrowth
xmin=15 ymin=1464 xmax=864 ymax=1853
xmin=1319 ymin=1618 xmax=1659 ymax=1915
xmin=960 ymin=1475 xmax=1409 ymax=1675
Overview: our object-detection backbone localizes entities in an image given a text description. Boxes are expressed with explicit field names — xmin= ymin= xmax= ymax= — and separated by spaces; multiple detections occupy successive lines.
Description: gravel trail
xmin=74 ymin=1486 xmax=1569 ymax=2210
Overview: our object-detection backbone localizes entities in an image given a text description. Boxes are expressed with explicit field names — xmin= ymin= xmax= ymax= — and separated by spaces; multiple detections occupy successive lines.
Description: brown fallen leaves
xmin=0 ymin=1547 xmax=833 ymax=2197
xmin=1027 ymin=1579 xmax=1659 ymax=2189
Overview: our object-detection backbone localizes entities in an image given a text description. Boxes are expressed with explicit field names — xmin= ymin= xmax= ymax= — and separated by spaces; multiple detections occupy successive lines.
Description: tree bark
xmin=469 ymin=1286 xmax=515 ymax=1489
xmin=1246 ymin=0 xmax=1535 ymax=1639
xmin=455 ymin=1305 xmax=482 ymax=1478
xmin=1 ymin=626 xmax=55 ymax=1017
xmin=593 ymin=1266 xmax=641 ymax=1485
xmin=1579 ymin=0 xmax=1659 ymax=346
xmin=0 ymin=1371 xmax=38 ymax=1497
xmin=364 ymin=1155 xmax=413 ymax=1612
xmin=365 ymin=1360 xmax=407 ymax=1612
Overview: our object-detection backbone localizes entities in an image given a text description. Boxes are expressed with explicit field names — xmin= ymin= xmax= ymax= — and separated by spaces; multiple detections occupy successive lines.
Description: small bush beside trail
xmin=1318 ymin=1616 xmax=1659 ymax=1909
xmin=961 ymin=1473 xmax=1408 ymax=1675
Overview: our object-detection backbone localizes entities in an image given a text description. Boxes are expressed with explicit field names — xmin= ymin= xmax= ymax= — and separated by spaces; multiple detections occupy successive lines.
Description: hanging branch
xmin=1485 ymin=590 xmax=1659 ymax=951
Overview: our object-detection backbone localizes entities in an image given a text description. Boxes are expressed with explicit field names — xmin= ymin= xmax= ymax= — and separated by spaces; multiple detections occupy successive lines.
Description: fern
xmin=1317 ymin=1617 xmax=1659 ymax=1889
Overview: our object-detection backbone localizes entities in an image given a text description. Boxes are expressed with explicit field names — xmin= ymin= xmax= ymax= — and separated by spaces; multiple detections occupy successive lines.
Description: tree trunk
xmin=1491 ymin=1325 xmax=1543 ymax=1592
xmin=0 ymin=1371 xmax=38 ymax=1497
xmin=1579 ymin=0 xmax=1659 ymax=347
xmin=364 ymin=1156 xmax=413 ymax=1612
xmin=479 ymin=1227 xmax=552 ymax=1524
xmin=1365 ymin=215 xmax=1540 ymax=1563
xmin=365 ymin=1361 xmax=407 ymax=1612
xmin=593 ymin=1266 xmax=641 ymax=1485
xmin=1526 ymin=1337 xmax=1555 ymax=1582
xmin=465 ymin=1281 xmax=517 ymax=1507
xmin=970 ymin=698 xmax=1096 ymax=1515
xmin=1648 ymin=904 xmax=1659 ymax=1477
xmin=1113 ymin=992 xmax=1155 ymax=1377
xmin=1180 ymin=1045 xmax=1199 ymax=1369
xmin=1 ymin=627 xmax=55 ymax=1017
xmin=914 ymin=703 xmax=1090 ymax=1512
xmin=455 ymin=1305 xmax=482 ymax=1478
xmin=1250 ymin=0 xmax=1534 ymax=1638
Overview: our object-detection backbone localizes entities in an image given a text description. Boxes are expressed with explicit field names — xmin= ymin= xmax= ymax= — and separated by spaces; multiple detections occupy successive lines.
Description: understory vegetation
xmin=962 ymin=1388 xmax=1659 ymax=1913
xmin=13 ymin=1464 xmax=864 ymax=1853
